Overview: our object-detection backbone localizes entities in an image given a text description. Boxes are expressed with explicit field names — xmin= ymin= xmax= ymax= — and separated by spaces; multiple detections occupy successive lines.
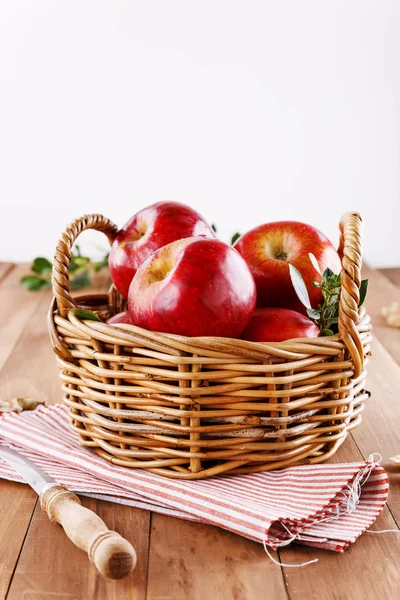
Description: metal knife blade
xmin=0 ymin=446 xmax=56 ymax=495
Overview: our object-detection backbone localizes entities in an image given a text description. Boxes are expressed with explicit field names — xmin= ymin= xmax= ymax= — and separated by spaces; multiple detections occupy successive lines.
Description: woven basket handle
xmin=338 ymin=212 xmax=364 ymax=378
xmin=52 ymin=214 xmax=118 ymax=317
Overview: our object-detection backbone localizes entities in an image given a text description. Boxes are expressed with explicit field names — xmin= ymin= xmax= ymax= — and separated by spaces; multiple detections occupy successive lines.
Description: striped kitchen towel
xmin=0 ymin=404 xmax=389 ymax=553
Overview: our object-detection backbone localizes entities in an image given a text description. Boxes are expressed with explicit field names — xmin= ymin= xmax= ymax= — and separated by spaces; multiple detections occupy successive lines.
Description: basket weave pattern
xmin=48 ymin=212 xmax=371 ymax=479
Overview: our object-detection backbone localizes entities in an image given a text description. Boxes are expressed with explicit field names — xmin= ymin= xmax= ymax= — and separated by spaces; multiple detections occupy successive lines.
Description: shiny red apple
xmin=109 ymin=201 xmax=215 ymax=298
xmin=107 ymin=311 xmax=132 ymax=325
xmin=234 ymin=221 xmax=341 ymax=313
xmin=128 ymin=237 xmax=256 ymax=337
xmin=241 ymin=307 xmax=320 ymax=342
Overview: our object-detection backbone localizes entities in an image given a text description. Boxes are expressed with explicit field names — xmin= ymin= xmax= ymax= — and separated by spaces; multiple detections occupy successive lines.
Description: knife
xmin=0 ymin=446 xmax=136 ymax=579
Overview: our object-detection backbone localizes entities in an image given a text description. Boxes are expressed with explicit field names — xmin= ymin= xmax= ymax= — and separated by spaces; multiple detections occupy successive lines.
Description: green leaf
xmin=20 ymin=275 xmax=48 ymax=291
xmin=31 ymin=257 xmax=52 ymax=275
xmin=211 ymin=223 xmax=217 ymax=233
xmin=70 ymin=256 xmax=90 ymax=272
xmin=323 ymin=267 xmax=334 ymax=282
xmin=359 ymin=279 xmax=368 ymax=307
xmin=325 ymin=306 xmax=337 ymax=320
xmin=288 ymin=264 xmax=311 ymax=309
xmin=69 ymin=308 xmax=102 ymax=322
xmin=231 ymin=232 xmax=241 ymax=245
xmin=70 ymin=271 xmax=91 ymax=290
xmin=73 ymin=244 xmax=82 ymax=257
xmin=329 ymin=293 xmax=339 ymax=305
xmin=69 ymin=257 xmax=79 ymax=273
xmin=330 ymin=272 xmax=341 ymax=286
xmin=322 ymin=328 xmax=334 ymax=336
xmin=94 ymin=254 xmax=109 ymax=272
xmin=307 ymin=308 xmax=321 ymax=320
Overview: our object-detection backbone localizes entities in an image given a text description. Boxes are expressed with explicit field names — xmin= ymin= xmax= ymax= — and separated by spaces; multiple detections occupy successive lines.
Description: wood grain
xmin=379 ymin=267 xmax=400 ymax=288
xmin=351 ymin=337 xmax=400 ymax=522
xmin=0 ymin=263 xmax=13 ymax=284
xmin=0 ymin=264 xmax=49 ymax=371
xmin=362 ymin=264 xmax=400 ymax=364
xmin=279 ymin=439 xmax=400 ymax=599
xmin=280 ymin=507 xmax=400 ymax=600
xmin=7 ymin=498 xmax=150 ymax=600
xmin=147 ymin=515 xmax=288 ymax=600
xmin=2 ymin=265 xmax=400 ymax=599
xmin=40 ymin=485 xmax=136 ymax=580
xmin=0 ymin=265 xmax=51 ymax=599
xmin=0 ymin=293 xmax=62 ymax=405
xmin=0 ymin=481 xmax=37 ymax=599
xmin=280 ymin=271 xmax=400 ymax=600
xmin=0 ymin=263 xmax=144 ymax=599
xmin=0 ymin=264 xmax=150 ymax=599
xmin=0 ymin=266 xmax=111 ymax=406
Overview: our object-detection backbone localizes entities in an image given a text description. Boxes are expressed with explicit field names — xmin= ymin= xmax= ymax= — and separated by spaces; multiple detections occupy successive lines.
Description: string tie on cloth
xmin=263 ymin=454 xmax=383 ymax=568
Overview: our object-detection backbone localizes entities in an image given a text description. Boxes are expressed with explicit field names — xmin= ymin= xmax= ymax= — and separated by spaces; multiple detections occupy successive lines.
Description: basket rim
xmin=70 ymin=292 xmax=370 ymax=344
xmin=50 ymin=211 xmax=365 ymax=376
xmin=48 ymin=293 xmax=370 ymax=359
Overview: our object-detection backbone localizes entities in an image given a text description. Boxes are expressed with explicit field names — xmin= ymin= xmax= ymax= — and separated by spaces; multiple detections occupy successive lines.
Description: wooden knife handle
xmin=40 ymin=484 xmax=136 ymax=579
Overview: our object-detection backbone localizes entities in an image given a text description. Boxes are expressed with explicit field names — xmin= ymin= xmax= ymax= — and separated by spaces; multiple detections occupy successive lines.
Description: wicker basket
xmin=48 ymin=212 xmax=371 ymax=479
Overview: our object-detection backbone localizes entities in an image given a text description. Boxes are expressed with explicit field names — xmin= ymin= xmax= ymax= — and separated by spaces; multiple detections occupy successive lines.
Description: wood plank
xmin=351 ymin=337 xmax=400 ymax=522
xmin=0 ymin=482 xmax=38 ymax=599
xmin=268 ymin=259 xmax=400 ymax=596
xmin=2 ymin=265 xmax=150 ymax=598
xmin=1 ymin=265 xmax=148 ymax=600
xmin=0 ymin=263 xmax=13 ymax=284
xmin=147 ymin=514 xmax=288 ymax=600
xmin=0 ymin=294 xmax=63 ymax=406
xmin=145 ymin=265 xmax=400 ymax=599
xmin=130 ymin=265 xmax=400 ymax=599
xmin=0 ymin=263 xmax=29 ymax=292
xmin=279 ymin=438 xmax=400 ymax=599
xmin=0 ymin=267 xmax=53 ymax=600
xmin=0 ymin=265 xmax=50 ymax=372
xmin=280 ymin=507 xmax=399 ymax=600
xmin=379 ymin=267 xmax=400 ymax=288
xmin=7 ymin=497 xmax=150 ymax=600
xmin=0 ymin=268 xmax=111 ymax=406
xmin=362 ymin=264 xmax=400 ymax=364
xmin=3 ymin=262 xmax=400 ymax=599
xmin=280 ymin=316 xmax=400 ymax=598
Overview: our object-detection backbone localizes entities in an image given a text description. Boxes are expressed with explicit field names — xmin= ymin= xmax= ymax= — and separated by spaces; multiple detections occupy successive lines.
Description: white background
xmin=0 ymin=1 xmax=399 ymax=267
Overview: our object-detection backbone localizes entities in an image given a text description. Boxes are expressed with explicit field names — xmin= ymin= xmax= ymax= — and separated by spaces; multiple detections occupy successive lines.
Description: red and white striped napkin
xmin=0 ymin=405 xmax=388 ymax=553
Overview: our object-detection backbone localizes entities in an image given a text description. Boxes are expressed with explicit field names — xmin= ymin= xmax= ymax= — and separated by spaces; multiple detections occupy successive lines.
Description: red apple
xmin=128 ymin=237 xmax=256 ymax=338
xmin=109 ymin=201 xmax=215 ymax=298
xmin=234 ymin=221 xmax=341 ymax=313
xmin=241 ymin=307 xmax=320 ymax=342
xmin=107 ymin=311 xmax=132 ymax=325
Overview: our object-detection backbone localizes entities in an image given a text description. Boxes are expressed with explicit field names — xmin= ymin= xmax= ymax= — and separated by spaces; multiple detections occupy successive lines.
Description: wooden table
xmin=1 ymin=262 xmax=400 ymax=599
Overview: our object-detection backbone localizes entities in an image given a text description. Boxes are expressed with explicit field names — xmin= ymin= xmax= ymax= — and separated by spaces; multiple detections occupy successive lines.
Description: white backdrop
xmin=0 ymin=1 xmax=399 ymax=267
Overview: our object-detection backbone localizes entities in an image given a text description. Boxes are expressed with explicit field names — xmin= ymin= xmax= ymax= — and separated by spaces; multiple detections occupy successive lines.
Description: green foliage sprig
xmin=231 ymin=232 xmax=241 ymax=245
xmin=211 ymin=224 xmax=241 ymax=246
xmin=20 ymin=245 xmax=109 ymax=292
xmin=289 ymin=253 xmax=368 ymax=336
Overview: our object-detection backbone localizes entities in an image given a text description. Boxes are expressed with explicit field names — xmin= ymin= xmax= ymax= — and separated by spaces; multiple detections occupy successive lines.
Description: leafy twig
xmin=69 ymin=308 xmax=102 ymax=321
xmin=21 ymin=248 xmax=109 ymax=291
xmin=231 ymin=232 xmax=241 ymax=245
xmin=211 ymin=223 xmax=241 ymax=245
xmin=289 ymin=253 xmax=368 ymax=336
